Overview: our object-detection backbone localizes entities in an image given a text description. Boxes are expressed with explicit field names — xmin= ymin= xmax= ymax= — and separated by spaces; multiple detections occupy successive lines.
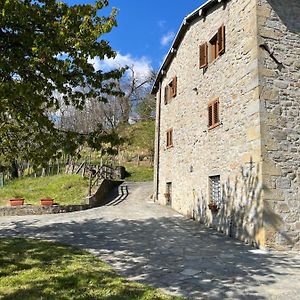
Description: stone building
xmin=152 ymin=0 xmax=300 ymax=250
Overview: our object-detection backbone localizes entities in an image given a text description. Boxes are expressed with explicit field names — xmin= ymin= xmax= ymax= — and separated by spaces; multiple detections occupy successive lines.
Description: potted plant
xmin=208 ymin=202 xmax=219 ymax=213
xmin=164 ymin=192 xmax=170 ymax=200
xmin=40 ymin=197 xmax=54 ymax=206
xmin=9 ymin=198 xmax=24 ymax=206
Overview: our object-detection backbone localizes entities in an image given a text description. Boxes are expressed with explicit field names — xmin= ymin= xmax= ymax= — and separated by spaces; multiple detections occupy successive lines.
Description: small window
xmin=208 ymin=98 xmax=220 ymax=129
xmin=209 ymin=34 xmax=218 ymax=63
xmin=209 ymin=175 xmax=221 ymax=205
xmin=166 ymin=128 xmax=173 ymax=148
xmin=164 ymin=77 xmax=177 ymax=104
xmin=165 ymin=182 xmax=172 ymax=206
xmin=204 ymin=25 xmax=225 ymax=65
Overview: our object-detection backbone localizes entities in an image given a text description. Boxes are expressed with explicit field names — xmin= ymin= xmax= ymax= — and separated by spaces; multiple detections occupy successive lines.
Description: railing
xmin=88 ymin=164 xmax=116 ymax=196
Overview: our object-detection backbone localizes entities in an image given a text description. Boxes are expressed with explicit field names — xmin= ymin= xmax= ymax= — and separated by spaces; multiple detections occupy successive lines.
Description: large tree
xmin=0 ymin=0 xmax=124 ymax=169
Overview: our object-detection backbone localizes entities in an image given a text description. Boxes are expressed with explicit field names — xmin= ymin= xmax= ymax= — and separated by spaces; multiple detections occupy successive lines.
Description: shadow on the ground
xmin=0 ymin=215 xmax=299 ymax=299
xmin=0 ymin=238 xmax=176 ymax=300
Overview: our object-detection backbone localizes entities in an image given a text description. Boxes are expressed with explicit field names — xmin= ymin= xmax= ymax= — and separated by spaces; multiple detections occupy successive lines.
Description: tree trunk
xmin=10 ymin=160 xmax=18 ymax=179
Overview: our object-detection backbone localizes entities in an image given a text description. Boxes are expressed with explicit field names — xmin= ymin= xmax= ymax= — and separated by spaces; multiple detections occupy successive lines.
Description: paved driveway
xmin=0 ymin=182 xmax=299 ymax=299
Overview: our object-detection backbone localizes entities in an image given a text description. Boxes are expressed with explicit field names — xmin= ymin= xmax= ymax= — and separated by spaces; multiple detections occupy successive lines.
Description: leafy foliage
xmin=0 ymin=0 xmax=125 ymax=168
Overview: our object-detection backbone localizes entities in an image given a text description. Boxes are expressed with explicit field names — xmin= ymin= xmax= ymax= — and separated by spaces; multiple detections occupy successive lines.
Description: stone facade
xmin=153 ymin=0 xmax=299 ymax=250
xmin=257 ymin=0 xmax=300 ymax=250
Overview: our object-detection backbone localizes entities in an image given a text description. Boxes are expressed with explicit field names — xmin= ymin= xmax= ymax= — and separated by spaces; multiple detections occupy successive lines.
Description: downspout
xmin=155 ymin=82 xmax=162 ymax=200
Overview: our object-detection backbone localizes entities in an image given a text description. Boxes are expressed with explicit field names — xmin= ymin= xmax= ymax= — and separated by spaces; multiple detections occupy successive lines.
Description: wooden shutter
xmin=164 ymin=86 xmax=168 ymax=104
xmin=172 ymin=76 xmax=177 ymax=97
xmin=213 ymin=100 xmax=220 ymax=124
xmin=218 ymin=25 xmax=225 ymax=55
xmin=199 ymin=43 xmax=208 ymax=68
xmin=166 ymin=129 xmax=173 ymax=148
xmin=208 ymin=104 xmax=213 ymax=127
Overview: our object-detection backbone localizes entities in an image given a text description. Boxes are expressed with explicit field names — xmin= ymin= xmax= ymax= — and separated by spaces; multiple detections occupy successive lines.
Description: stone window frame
xmin=208 ymin=97 xmax=220 ymax=130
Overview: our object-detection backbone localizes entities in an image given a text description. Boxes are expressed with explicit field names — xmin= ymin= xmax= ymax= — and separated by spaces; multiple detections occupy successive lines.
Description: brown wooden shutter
xmin=213 ymin=100 xmax=220 ymax=124
xmin=208 ymin=104 xmax=213 ymax=127
xmin=164 ymin=86 xmax=168 ymax=104
xmin=166 ymin=129 xmax=173 ymax=148
xmin=218 ymin=25 xmax=225 ymax=55
xmin=172 ymin=76 xmax=177 ymax=97
xmin=199 ymin=43 xmax=208 ymax=68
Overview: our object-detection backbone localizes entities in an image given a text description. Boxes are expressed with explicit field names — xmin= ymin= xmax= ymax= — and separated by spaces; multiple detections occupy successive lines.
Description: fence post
xmin=88 ymin=172 xmax=92 ymax=197
xmin=0 ymin=173 xmax=4 ymax=188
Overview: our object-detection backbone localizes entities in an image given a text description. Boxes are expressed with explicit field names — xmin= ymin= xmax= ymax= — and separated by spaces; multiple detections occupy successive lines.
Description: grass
xmin=0 ymin=238 xmax=183 ymax=300
xmin=124 ymin=163 xmax=154 ymax=182
xmin=0 ymin=174 xmax=88 ymax=206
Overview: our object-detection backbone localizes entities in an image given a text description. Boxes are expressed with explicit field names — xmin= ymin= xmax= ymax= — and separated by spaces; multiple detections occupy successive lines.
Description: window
xmin=166 ymin=128 xmax=173 ymax=148
xmin=165 ymin=182 xmax=172 ymax=206
xmin=209 ymin=34 xmax=218 ymax=63
xmin=209 ymin=175 xmax=221 ymax=205
xmin=199 ymin=25 xmax=225 ymax=68
xmin=164 ymin=76 xmax=177 ymax=104
xmin=208 ymin=98 xmax=220 ymax=129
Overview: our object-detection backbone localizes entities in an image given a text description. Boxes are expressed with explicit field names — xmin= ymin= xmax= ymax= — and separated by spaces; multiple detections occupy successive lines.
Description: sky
xmin=65 ymin=0 xmax=206 ymax=78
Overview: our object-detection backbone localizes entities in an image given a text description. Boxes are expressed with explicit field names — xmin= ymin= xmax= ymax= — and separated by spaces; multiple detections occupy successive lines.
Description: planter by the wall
xmin=9 ymin=198 xmax=24 ymax=206
xmin=208 ymin=202 xmax=219 ymax=213
xmin=40 ymin=198 xmax=54 ymax=206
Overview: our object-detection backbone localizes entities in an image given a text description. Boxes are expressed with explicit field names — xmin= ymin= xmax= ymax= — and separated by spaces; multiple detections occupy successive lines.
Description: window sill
xmin=208 ymin=122 xmax=220 ymax=130
xmin=164 ymin=96 xmax=176 ymax=105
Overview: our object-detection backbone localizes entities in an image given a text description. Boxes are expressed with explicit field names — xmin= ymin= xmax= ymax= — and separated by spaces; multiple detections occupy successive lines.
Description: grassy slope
xmin=119 ymin=120 xmax=155 ymax=182
xmin=124 ymin=163 xmax=154 ymax=182
xmin=0 ymin=238 xmax=183 ymax=300
xmin=0 ymin=174 xmax=88 ymax=206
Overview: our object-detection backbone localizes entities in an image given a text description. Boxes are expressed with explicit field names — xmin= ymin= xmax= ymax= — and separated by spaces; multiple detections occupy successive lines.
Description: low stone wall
xmin=0 ymin=204 xmax=92 ymax=217
xmin=87 ymin=179 xmax=123 ymax=207
xmin=0 ymin=179 xmax=123 ymax=217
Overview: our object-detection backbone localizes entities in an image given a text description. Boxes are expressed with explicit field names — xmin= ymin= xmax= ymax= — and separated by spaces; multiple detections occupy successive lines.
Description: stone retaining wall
xmin=0 ymin=179 xmax=122 ymax=217
xmin=0 ymin=204 xmax=91 ymax=217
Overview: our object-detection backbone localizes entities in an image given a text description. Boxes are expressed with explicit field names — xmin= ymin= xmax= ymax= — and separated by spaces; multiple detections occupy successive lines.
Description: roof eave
xmin=151 ymin=0 xmax=225 ymax=94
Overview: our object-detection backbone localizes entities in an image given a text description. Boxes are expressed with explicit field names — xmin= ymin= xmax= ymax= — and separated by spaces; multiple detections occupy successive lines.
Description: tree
xmin=0 ymin=0 xmax=124 ymax=170
xmin=136 ymin=94 xmax=156 ymax=120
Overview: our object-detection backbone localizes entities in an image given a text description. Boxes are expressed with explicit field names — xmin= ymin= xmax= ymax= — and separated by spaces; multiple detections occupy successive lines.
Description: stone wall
xmin=0 ymin=179 xmax=122 ymax=217
xmin=257 ymin=0 xmax=300 ymax=250
xmin=0 ymin=204 xmax=91 ymax=217
xmin=154 ymin=0 xmax=266 ymax=247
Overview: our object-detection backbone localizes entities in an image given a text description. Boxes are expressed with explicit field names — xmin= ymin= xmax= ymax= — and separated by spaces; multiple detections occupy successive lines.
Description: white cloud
xmin=157 ymin=20 xmax=167 ymax=29
xmin=88 ymin=52 xmax=153 ymax=81
xmin=160 ymin=31 xmax=175 ymax=46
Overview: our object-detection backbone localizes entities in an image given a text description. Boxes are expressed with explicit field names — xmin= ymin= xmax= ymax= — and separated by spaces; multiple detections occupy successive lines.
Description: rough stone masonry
xmin=152 ymin=0 xmax=300 ymax=250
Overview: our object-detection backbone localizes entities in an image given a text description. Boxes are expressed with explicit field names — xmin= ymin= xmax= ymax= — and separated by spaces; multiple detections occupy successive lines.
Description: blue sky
xmin=65 ymin=1 xmax=206 ymax=77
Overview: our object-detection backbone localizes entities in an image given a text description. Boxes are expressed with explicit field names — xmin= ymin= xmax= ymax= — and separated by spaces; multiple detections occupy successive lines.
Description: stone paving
xmin=0 ymin=182 xmax=299 ymax=299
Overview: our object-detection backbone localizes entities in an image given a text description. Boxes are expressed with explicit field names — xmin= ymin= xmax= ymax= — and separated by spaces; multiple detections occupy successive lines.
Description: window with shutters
xmin=209 ymin=175 xmax=221 ymax=206
xmin=209 ymin=34 xmax=218 ymax=63
xmin=200 ymin=24 xmax=225 ymax=67
xmin=164 ymin=77 xmax=177 ymax=104
xmin=166 ymin=128 xmax=173 ymax=148
xmin=208 ymin=98 xmax=220 ymax=129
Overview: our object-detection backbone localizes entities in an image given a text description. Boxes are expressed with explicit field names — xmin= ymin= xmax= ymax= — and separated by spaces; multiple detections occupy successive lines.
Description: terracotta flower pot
xmin=208 ymin=202 xmax=219 ymax=213
xmin=9 ymin=198 xmax=24 ymax=206
xmin=40 ymin=198 xmax=54 ymax=206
